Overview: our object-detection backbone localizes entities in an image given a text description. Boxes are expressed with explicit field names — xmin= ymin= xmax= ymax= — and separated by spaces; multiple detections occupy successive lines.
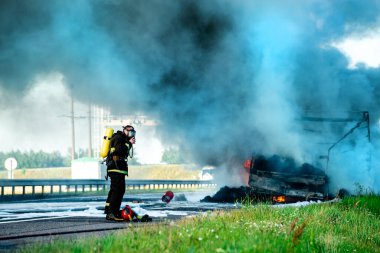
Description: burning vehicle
xmin=244 ymin=155 xmax=328 ymax=203
xmin=202 ymin=113 xmax=370 ymax=204
xmin=202 ymin=155 xmax=328 ymax=204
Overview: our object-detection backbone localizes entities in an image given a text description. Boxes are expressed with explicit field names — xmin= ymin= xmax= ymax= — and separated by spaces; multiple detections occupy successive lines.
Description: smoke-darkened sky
xmin=1 ymin=0 xmax=380 ymax=190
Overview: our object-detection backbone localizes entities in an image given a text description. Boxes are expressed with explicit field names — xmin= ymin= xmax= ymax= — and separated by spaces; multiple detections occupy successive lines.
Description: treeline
xmin=0 ymin=147 xmax=185 ymax=170
xmin=0 ymin=148 xmax=141 ymax=170
xmin=0 ymin=150 xmax=70 ymax=170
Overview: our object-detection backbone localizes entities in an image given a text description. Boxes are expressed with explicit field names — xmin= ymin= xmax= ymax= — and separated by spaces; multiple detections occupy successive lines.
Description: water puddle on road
xmin=0 ymin=191 xmax=239 ymax=222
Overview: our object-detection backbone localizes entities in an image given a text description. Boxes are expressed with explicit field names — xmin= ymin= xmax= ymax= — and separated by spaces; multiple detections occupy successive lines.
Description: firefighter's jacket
xmin=106 ymin=131 xmax=132 ymax=175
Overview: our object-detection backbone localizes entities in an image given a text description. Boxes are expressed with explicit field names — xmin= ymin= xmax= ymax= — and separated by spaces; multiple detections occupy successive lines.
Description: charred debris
xmin=202 ymin=112 xmax=370 ymax=204
xmin=202 ymin=155 xmax=330 ymax=204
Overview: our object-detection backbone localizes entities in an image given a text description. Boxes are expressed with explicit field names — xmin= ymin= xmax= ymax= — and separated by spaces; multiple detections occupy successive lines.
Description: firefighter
xmin=105 ymin=125 xmax=136 ymax=221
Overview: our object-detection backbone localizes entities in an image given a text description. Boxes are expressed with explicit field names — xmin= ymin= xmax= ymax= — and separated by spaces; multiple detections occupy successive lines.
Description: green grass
xmin=340 ymin=194 xmax=380 ymax=216
xmin=21 ymin=196 xmax=380 ymax=253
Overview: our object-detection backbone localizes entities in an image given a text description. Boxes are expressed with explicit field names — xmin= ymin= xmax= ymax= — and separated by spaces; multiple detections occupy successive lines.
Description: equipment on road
xmin=162 ymin=191 xmax=174 ymax=203
xmin=120 ymin=205 xmax=134 ymax=221
xmin=100 ymin=127 xmax=114 ymax=158
xmin=116 ymin=205 xmax=152 ymax=222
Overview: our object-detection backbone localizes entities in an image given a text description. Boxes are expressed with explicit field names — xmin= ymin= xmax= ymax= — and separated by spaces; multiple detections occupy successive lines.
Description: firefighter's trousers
xmin=107 ymin=172 xmax=126 ymax=216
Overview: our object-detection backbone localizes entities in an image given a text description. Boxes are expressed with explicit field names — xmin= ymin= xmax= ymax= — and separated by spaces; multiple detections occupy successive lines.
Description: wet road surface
xmin=0 ymin=191 xmax=239 ymax=251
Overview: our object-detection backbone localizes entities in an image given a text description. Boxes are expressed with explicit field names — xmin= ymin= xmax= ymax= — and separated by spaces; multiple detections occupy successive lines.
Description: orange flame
xmin=273 ymin=195 xmax=286 ymax=203
xmin=242 ymin=159 xmax=253 ymax=186
xmin=243 ymin=159 xmax=252 ymax=170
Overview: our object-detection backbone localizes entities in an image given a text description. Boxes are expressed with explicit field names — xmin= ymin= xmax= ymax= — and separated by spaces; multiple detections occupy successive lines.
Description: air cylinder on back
xmin=100 ymin=127 xmax=114 ymax=158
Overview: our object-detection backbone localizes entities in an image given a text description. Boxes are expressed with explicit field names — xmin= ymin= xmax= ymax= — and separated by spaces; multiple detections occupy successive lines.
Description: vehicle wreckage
xmin=203 ymin=112 xmax=371 ymax=204
xmin=244 ymin=155 xmax=328 ymax=203
xmin=202 ymin=155 xmax=329 ymax=204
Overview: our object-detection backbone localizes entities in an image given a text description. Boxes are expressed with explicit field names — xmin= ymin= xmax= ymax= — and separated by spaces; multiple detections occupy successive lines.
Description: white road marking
xmin=0 ymin=215 xmax=71 ymax=224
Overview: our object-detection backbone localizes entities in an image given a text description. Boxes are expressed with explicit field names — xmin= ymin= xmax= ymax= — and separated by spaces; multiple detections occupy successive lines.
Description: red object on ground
xmin=120 ymin=205 xmax=134 ymax=221
xmin=162 ymin=191 xmax=174 ymax=203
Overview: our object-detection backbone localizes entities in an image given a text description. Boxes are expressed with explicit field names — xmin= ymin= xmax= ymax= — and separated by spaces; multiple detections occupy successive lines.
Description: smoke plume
xmin=1 ymin=0 xmax=380 ymax=192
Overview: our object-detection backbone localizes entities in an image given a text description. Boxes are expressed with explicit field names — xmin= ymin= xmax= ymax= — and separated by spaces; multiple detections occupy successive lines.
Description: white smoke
xmin=0 ymin=0 xmax=380 ymax=192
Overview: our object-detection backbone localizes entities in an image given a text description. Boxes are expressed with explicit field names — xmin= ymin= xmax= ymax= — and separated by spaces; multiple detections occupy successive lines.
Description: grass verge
xmin=21 ymin=196 xmax=380 ymax=253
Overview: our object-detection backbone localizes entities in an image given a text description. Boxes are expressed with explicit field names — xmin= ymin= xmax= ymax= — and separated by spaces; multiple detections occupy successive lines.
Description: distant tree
xmin=0 ymin=152 xmax=5 ymax=170
xmin=0 ymin=150 xmax=68 ymax=169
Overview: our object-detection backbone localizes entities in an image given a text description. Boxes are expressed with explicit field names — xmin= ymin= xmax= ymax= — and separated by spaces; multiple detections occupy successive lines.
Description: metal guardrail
xmin=0 ymin=179 xmax=216 ymax=196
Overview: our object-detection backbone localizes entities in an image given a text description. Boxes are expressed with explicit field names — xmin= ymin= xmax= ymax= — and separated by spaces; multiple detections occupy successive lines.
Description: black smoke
xmin=1 ymin=0 xmax=380 ymax=191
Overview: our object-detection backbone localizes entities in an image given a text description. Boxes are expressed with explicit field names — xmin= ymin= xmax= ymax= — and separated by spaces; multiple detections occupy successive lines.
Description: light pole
xmin=88 ymin=103 xmax=92 ymax=158
xmin=71 ymin=93 xmax=76 ymax=161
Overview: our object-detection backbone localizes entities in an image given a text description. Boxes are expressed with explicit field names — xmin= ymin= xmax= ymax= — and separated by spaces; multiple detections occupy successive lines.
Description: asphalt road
xmin=0 ymin=216 xmax=180 ymax=252
xmin=0 ymin=191 xmax=237 ymax=252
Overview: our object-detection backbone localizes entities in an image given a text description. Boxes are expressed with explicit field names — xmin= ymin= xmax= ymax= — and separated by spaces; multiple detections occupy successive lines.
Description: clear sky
xmin=334 ymin=28 xmax=380 ymax=69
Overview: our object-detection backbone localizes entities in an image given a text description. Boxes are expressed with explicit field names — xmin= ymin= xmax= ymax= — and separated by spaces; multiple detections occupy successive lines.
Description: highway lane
xmin=0 ymin=191 xmax=238 ymax=251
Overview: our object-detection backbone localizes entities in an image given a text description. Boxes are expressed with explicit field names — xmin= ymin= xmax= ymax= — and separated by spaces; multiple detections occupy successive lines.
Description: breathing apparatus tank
xmin=100 ymin=127 xmax=114 ymax=158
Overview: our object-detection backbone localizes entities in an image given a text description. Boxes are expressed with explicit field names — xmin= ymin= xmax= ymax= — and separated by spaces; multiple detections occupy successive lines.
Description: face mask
xmin=127 ymin=129 xmax=136 ymax=138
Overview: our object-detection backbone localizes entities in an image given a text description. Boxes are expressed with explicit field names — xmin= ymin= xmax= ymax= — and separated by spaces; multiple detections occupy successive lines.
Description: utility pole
xmin=88 ymin=103 xmax=92 ymax=158
xmin=71 ymin=92 xmax=76 ymax=161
